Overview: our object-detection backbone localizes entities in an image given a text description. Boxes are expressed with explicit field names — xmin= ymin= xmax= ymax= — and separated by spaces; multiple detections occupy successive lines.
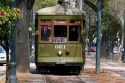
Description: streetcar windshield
xmin=54 ymin=26 xmax=67 ymax=37
xmin=54 ymin=26 xmax=67 ymax=43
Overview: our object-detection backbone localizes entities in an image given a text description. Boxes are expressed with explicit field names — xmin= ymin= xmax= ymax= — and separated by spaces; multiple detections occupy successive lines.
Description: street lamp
xmin=123 ymin=9 xmax=125 ymax=63
xmin=8 ymin=0 xmax=18 ymax=83
xmin=8 ymin=26 xmax=18 ymax=83
xmin=96 ymin=0 xmax=102 ymax=74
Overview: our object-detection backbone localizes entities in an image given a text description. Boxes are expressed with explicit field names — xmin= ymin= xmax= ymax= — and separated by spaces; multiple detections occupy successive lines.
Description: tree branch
xmin=84 ymin=0 xmax=98 ymax=13
xmin=27 ymin=0 xmax=35 ymax=10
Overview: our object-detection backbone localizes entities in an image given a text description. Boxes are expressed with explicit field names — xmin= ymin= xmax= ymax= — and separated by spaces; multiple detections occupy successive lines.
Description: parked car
xmin=89 ymin=46 xmax=96 ymax=52
xmin=0 ymin=46 xmax=6 ymax=65
xmin=113 ymin=46 xmax=120 ymax=54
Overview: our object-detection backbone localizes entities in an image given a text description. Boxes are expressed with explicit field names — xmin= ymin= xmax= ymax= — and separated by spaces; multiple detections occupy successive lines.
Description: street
xmin=27 ymin=53 xmax=125 ymax=83
xmin=0 ymin=0 xmax=125 ymax=83
xmin=0 ymin=64 xmax=6 ymax=82
xmin=1 ymin=52 xmax=125 ymax=83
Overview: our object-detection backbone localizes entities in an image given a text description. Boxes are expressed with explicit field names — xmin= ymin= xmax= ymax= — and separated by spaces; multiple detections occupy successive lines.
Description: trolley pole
xmin=96 ymin=0 xmax=102 ymax=74
xmin=8 ymin=0 xmax=18 ymax=82
xmin=80 ymin=0 xmax=83 ymax=10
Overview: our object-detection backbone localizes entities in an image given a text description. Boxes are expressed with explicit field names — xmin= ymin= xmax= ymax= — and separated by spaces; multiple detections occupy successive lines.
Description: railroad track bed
xmin=16 ymin=68 xmax=125 ymax=83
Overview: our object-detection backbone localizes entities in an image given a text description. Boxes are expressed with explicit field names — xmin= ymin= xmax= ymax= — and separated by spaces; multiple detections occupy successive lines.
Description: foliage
xmin=102 ymin=1 xmax=122 ymax=49
xmin=102 ymin=2 xmax=122 ymax=36
xmin=0 ymin=0 xmax=21 ymax=44
xmin=83 ymin=0 xmax=122 ymax=48
xmin=0 ymin=7 xmax=21 ymax=26
xmin=101 ymin=2 xmax=110 ymax=33
xmin=33 ymin=0 xmax=57 ymax=11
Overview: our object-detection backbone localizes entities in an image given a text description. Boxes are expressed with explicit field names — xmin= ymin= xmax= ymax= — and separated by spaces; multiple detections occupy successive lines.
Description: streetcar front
xmin=35 ymin=2 xmax=86 ymax=74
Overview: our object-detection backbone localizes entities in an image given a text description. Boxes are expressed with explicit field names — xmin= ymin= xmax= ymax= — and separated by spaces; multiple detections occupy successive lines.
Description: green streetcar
xmin=35 ymin=1 xmax=87 ymax=74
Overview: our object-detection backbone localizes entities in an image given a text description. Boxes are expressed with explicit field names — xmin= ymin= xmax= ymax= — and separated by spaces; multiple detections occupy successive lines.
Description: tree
xmin=33 ymin=0 xmax=57 ymax=11
xmin=83 ymin=0 xmax=123 ymax=60
xmin=110 ymin=0 xmax=125 ymax=61
xmin=16 ymin=0 xmax=57 ymax=73
xmin=16 ymin=0 xmax=35 ymax=73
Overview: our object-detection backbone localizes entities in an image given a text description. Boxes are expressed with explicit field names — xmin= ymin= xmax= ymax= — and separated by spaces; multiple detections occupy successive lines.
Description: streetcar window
xmin=41 ymin=25 xmax=52 ymax=41
xmin=54 ymin=26 xmax=67 ymax=37
xmin=69 ymin=26 xmax=80 ymax=41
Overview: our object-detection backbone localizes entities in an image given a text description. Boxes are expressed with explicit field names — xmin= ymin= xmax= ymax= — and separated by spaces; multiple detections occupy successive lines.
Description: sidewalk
xmin=83 ymin=56 xmax=125 ymax=83
xmin=85 ymin=56 xmax=125 ymax=71
xmin=1 ymin=56 xmax=125 ymax=83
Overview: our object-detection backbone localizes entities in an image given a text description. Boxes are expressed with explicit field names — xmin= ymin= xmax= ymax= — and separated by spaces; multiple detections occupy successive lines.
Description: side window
xmin=69 ymin=26 xmax=80 ymax=41
xmin=69 ymin=20 xmax=81 ymax=42
xmin=40 ymin=20 xmax=52 ymax=42
xmin=41 ymin=25 xmax=52 ymax=41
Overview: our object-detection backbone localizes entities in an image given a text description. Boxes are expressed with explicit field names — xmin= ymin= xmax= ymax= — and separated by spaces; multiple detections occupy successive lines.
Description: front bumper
xmin=0 ymin=59 xmax=6 ymax=64
xmin=36 ymin=62 xmax=85 ymax=67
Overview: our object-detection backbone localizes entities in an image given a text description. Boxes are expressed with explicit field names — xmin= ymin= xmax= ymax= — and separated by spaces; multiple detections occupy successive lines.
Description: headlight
xmin=57 ymin=50 xmax=63 ymax=57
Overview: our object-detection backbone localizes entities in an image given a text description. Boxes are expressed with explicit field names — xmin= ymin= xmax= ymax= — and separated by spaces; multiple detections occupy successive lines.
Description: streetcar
xmin=35 ymin=1 xmax=87 ymax=74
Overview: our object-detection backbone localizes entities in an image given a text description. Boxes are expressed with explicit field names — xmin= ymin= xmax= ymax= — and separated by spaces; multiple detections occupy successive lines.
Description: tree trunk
xmin=16 ymin=1 xmax=30 ymax=73
xmin=100 ymin=40 xmax=109 ymax=59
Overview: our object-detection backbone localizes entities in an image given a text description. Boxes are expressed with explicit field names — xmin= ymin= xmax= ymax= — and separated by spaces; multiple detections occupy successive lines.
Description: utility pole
xmin=8 ymin=0 xmax=18 ymax=82
xmin=123 ymin=9 xmax=125 ymax=63
xmin=96 ymin=0 xmax=102 ymax=74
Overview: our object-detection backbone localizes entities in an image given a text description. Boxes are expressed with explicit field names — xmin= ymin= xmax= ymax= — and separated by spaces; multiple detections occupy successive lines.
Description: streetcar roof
xmin=37 ymin=4 xmax=86 ymax=16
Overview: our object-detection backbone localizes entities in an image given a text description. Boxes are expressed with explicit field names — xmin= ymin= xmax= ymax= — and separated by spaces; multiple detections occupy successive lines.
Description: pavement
xmin=85 ymin=56 xmax=125 ymax=71
xmin=23 ymin=54 xmax=125 ymax=83
xmin=0 ymin=52 xmax=125 ymax=82
xmin=84 ymin=53 xmax=125 ymax=83
xmin=0 ymin=65 xmax=6 ymax=83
